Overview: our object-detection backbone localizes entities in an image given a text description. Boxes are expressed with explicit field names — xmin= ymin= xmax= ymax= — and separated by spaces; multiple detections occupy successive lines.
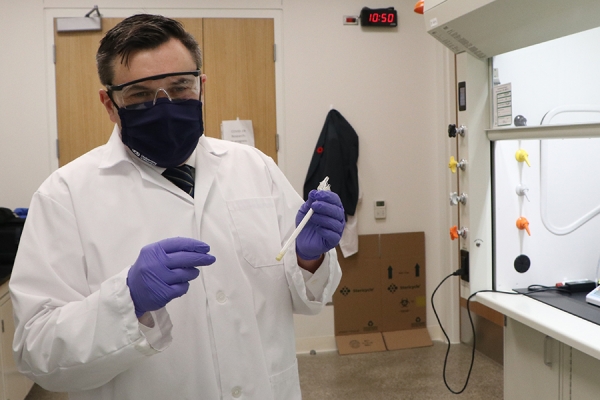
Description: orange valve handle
xmin=450 ymin=226 xmax=459 ymax=240
xmin=450 ymin=225 xmax=467 ymax=240
xmin=450 ymin=225 xmax=458 ymax=240
xmin=449 ymin=226 xmax=467 ymax=240
xmin=414 ymin=0 xmax=424 ymax=14
xmin=516 ymin=217 xmax=531 ymax=236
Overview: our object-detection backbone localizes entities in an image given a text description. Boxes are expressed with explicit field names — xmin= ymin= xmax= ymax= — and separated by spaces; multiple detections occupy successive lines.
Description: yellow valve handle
xmin=448 ymin=156 xmax=458 ymax=174
xmin=515 ymin=149 xmax=531 ymax=167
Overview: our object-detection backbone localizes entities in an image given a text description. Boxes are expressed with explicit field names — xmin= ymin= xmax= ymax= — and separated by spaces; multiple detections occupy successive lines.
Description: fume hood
xmin=425 ymin=0 xmax=600 ymax=59
xmin=434 ymin=1 xmax=600 ymax=397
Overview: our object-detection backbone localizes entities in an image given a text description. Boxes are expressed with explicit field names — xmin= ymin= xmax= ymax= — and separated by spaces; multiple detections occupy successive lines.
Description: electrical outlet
xmin=460 ymin=249 xmax=469 ymax=282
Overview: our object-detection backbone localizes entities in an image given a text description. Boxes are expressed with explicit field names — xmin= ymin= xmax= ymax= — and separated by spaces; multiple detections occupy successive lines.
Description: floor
xmin=298 ymin=342 xmax=502 ymax=400
xmin=25 ymin=342 xmax=502 ymax=400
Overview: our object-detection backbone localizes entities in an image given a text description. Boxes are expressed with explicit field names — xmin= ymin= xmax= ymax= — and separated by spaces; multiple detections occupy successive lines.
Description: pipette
xmin=275 ymin=176 xmax=331 ymax=261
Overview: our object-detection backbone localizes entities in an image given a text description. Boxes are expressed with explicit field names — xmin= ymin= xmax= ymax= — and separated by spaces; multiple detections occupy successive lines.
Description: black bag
xmin=0 ymin=207 xmax=25 ymax=270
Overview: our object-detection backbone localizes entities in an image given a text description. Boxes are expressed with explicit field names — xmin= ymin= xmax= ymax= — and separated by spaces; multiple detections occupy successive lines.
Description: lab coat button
xmin=231 ymin=386 xmax=242 ymax=398
xmin=216 ymin=291 xmax=227 ymax=303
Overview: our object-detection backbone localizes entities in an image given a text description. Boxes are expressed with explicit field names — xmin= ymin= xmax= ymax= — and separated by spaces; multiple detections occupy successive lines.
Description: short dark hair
xmin=96 ymin=14 xmax=202 ymax=86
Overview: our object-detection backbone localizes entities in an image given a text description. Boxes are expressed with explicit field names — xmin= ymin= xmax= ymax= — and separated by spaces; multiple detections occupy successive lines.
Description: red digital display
xmin=360 ymin=7 xmax=398 ymax=27
xmin=368 ymin=12 xmax=395 ymax=24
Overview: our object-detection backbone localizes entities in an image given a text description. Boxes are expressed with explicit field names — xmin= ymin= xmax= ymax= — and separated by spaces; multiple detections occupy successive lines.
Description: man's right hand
xmin=127 ymin=237 xmax=216 ymax=317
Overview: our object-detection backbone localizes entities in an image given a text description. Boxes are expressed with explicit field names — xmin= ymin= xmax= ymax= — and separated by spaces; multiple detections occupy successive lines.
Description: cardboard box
xmin=333 ymin=232 xmax=432 ymax=355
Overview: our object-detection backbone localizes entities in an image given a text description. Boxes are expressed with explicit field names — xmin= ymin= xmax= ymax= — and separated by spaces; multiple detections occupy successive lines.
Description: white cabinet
xmin=0 ymin=283 xmax=33 ymax=400
xmin=505 ymin=318 xmax=600 ymax=400
xmin=571 ymin=348 xmax=600 ymax=399
xmin=505 ymin=319 xmax=564 ymax=399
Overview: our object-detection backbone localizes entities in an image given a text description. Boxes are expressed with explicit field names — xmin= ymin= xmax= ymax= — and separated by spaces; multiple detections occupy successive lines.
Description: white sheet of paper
xmin=493 ymin=83 xmax=512 ymax=127
xmin=221 ymin=119 xmax=255 ymax=147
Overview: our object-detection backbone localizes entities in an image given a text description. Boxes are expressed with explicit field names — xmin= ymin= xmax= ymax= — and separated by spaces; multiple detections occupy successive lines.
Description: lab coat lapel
xmin=99 ymin=126 xmax=198 ymax=204
xmin=192 ymin=136 xmax=224 ymax=215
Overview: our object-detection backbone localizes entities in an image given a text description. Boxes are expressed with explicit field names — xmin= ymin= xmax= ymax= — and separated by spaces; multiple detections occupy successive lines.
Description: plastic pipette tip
xmin=275 ymin=176 xmax=330 ymax=261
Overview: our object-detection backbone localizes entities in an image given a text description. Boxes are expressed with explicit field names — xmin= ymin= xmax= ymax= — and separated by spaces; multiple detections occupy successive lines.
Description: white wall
xmin=0 ymin=0 xmax=458 ymax=350
xmin=493 ymin=26 xmax=600 ymax=128
xmin=282 ymin=0 xmax=458 ymax=349
xmin=0 ymin=1 xmax=53 ymax=206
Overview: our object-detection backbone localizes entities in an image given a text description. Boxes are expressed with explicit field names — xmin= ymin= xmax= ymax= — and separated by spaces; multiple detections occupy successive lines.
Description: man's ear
xmin=200 ymin=74 xmax=206 ymax=102
xmin=99 ymin=90 xmax=120 ymax=125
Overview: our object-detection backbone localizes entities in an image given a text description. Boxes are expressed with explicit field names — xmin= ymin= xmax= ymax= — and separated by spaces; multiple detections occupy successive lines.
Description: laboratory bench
xmin=478 ymin=291 xmax=600 ymax=399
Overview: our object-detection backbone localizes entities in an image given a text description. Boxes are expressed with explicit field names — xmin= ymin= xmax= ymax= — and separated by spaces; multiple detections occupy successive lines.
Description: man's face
xmin=99 ymin=38 xmax=199 ymax=126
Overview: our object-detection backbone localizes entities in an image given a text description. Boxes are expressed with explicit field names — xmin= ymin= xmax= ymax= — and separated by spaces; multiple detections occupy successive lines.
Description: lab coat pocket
xmin=227 ymin=197 xmax=283 ymax=268
xmin=270 ymin=360 xmax=301 ymax=400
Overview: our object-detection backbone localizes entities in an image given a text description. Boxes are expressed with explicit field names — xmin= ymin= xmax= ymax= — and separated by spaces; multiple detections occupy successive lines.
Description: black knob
xmin=448 ymin=124 xmax=457 ymax=138
xmin=514 ymin=254 xmax=531 ymax=273
xmin=514 ymin=115 xmax=527 ymax=127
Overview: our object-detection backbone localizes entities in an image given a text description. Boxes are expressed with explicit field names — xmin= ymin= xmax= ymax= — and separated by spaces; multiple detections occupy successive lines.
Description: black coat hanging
xmin=303 ymin=109 xmax=359 ymax=216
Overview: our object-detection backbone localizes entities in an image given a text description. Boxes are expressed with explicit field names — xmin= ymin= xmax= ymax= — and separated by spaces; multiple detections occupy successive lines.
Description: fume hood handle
xmin=543 ymin=336 xmax=553 ymax=367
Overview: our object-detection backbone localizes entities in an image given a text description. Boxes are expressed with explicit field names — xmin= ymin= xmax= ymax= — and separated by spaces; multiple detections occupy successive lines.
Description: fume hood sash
xmin=425 ymin=0 xmax=600 ymax=59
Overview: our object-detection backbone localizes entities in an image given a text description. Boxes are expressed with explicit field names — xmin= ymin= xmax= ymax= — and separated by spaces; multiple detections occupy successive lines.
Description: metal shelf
xmin=486 ymin=123 xmax=600 ymax=141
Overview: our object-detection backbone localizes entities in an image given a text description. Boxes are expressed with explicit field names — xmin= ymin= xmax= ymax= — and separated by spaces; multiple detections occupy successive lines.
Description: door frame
xmin=44 ymin=7 xmax=286 ymax=172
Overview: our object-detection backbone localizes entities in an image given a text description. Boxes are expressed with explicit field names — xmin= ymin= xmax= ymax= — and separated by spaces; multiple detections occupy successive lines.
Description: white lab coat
xmin=9 ymin=127 xmax=342 ymax=400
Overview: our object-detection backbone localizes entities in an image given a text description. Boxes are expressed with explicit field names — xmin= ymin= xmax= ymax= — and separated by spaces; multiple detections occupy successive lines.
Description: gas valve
xmin=448 ymin=156 xmax=468 ymax=173
xmin=450 ymin=226 xmax=468 ymax=240
xmin=448 ymin=124 xmax=467 ymax=138
xmin=515 ymin=149 xmax=531 ymax=167
xmin=516 ymin=217 xmax=531 ymax=236
xmin=516 ymin=184 xmax=531 ymax=202
xmin=449 ymin=192 xmax=468 ymax=206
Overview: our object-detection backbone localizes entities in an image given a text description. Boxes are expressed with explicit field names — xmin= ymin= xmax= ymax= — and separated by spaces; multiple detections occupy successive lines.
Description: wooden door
xmin=54 ymin=17 xmax=276 ymax=166
xmin=203 ymin=18 xmax=277 ymax=162
xmin=54 ymin=18 xmax=122 ymax=166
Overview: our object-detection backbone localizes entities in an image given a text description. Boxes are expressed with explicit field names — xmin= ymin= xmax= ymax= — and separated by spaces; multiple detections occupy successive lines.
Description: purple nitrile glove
xmin=295 ymin=190 xmax=345 ymax=260
xmin=127 ymin=237 xmax=216 ymax=317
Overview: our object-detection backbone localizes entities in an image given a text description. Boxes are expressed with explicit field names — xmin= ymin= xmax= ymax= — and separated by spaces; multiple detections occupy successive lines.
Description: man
xmin=10 ymin=14 xmax=344 ymax=399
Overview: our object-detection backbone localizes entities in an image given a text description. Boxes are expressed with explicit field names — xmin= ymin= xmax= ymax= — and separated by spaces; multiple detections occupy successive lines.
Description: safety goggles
xmin=107 ymin=70 xmax=201 ymax=110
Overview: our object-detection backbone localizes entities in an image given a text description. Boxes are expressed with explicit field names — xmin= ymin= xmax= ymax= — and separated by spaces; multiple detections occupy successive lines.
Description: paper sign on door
xmin=221 ymin=119 xmax=255 ymax=147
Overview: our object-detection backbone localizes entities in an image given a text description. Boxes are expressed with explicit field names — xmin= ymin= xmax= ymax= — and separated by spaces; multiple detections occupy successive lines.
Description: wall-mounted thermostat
xmin=375 ymin=200 xmax=386 ymax=219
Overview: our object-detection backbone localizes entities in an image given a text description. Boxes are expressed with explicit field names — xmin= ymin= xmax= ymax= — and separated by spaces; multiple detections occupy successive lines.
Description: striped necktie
xmin=162 ymin=165 xmax=195 ymax=198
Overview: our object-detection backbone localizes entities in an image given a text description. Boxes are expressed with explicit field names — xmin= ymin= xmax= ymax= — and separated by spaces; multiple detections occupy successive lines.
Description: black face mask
xmin=118 ymin=98 xmax=204 ymax=168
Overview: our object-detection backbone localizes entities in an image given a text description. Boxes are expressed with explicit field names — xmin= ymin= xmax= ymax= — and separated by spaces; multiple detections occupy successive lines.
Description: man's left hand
xmin=295 ymin=190 xmax=345 ymax=261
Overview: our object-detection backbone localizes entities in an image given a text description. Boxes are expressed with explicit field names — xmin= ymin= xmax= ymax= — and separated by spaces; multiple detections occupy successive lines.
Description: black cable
xmin=431 ymin=270 xmax=567 ymax=394
xmin=525 ymin=284 xmax=570 ymax=294
xmin=431 ymin=272 xmax=469 ymax=394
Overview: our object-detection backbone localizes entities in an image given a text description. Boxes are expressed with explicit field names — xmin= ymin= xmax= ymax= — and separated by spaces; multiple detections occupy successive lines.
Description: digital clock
xmin=360 ymin=7 xmax=398 ymax=27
